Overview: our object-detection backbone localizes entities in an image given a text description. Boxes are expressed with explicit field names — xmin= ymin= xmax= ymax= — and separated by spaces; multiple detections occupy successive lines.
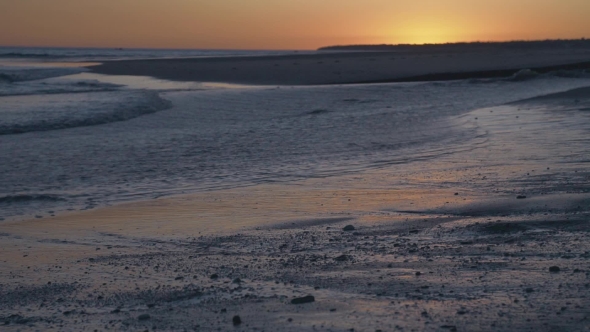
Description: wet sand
xmin=1 ymin=160 xmax=589 ymax=331
xmin=91 ymin=48 xmax=590 ymax=85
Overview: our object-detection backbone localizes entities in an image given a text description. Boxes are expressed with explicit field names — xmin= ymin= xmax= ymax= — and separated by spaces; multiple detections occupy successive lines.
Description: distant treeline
xmin=318 ymin=39 xmax=590 ymax=52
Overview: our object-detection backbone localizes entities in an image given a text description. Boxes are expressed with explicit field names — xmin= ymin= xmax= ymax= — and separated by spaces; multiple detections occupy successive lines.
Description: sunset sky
xmin=1 ymin=0 xmax=589 ymax=50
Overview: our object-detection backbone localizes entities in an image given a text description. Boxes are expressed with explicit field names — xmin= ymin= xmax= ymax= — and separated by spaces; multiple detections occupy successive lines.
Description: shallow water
xmin=1 ymin=49 xmax=590 ymax=221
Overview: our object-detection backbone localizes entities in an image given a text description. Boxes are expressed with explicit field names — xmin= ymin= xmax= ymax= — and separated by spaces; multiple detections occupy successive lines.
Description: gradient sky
xmin=1 ymin=0 xmax=589 ymax=50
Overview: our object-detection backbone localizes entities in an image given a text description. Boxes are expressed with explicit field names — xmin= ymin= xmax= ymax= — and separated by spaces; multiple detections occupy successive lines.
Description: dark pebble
xmin=334 ymin=255 xmax=349 ymax=262
xmin=291 ymin=295 xmax=315 ymax=304
xmin=138 ymin=314 xmax=151 ymax=321
xmin=343 ymin=225 xmax=355 ymax=231
xmin=549 ymin=266 xmax=561 ymax=273
xmin=517 ymin=195 xmax=527 ymax=199
xmin=232 ymin=315 xmax=242 ymax=325
xmin=210 ymin=274 xmax=219 ymax=279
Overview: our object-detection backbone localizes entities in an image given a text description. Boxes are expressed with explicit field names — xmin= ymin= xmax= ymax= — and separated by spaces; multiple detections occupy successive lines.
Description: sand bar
xmin=91 ymin=47 xmax=590 ymax=85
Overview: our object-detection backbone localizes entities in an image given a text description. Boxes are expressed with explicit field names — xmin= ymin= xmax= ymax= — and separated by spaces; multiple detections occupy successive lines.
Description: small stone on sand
xmin=334 ymin=255 xmax=349 ymax=262
xmin=291 ymin=295 xmax=315 ymax=304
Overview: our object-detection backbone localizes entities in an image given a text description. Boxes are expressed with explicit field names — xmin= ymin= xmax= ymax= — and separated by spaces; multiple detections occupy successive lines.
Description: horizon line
xmin=1 ymin=37 xmax=588 ymax=52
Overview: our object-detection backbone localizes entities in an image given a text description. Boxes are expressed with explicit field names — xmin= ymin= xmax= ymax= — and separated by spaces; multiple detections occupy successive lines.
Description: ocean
xmin=1 ymin=47 xmax=590 ymax=221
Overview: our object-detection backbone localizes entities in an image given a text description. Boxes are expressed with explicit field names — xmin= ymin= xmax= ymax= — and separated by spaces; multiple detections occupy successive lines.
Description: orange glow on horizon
xmin=0 ymin=0 xmax=589 ymax=50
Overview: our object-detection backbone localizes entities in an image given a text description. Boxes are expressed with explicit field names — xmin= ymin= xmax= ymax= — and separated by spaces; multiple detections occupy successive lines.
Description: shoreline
xmin=90 ymin=48 xmax=590 ymax=85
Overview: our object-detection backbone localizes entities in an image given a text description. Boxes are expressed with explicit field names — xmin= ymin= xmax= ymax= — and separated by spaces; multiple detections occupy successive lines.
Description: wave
xmin=510 ymin=86 xmax=590 ymax=105
xmin=508 ymin=69 xmax=540 ymax=81
xmin=0 ymin=52 xmax=58 ymax=58
xmin=0 ymin=79 xmax=122 ymax=97
xmin=0 ymin=67 xmax=87 ymax=83
xmin=0 ymin=91 xmax=172 ymax=135
xmin=546 ymin=69 xmax=590 ymax=78
xmin=463 ymin=69 xmax=590 ymax=85
xmin=0 ymin=194 xmax=66 ymax=204
xmin=509 ymin=69 xmax=590 ymax=82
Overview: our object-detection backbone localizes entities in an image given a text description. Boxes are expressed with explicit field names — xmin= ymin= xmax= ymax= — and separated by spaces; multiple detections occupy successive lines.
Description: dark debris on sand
xmin=291 ymin=295 xmax=315 ymax=304
xmin=2 ymin=208 xmax=590 ymax=331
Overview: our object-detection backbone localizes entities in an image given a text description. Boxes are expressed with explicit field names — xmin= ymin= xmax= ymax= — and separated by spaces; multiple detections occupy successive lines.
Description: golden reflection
xmin=384 ymin=15 xmax=459 ymax=44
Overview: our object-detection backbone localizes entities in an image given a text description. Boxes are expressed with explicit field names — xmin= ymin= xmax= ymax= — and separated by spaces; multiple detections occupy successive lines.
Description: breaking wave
xmin=0 ymin=91 xmax=172 ymax=135
xmin=0 ymin=67 xmax=87 ymax=83
xmin=0 ymin=79 xmax=122 ymax=97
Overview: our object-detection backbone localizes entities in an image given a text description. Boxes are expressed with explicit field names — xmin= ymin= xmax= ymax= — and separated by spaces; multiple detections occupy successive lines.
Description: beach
xmin=1 ymin=47 xmax=590 ymax=331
